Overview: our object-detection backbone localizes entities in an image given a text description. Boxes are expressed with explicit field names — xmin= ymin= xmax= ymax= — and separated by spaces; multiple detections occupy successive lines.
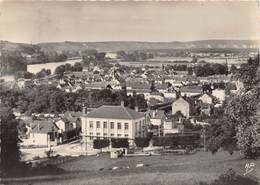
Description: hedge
xmin=111 ymin=138 xmax=129 ymax=148
xmin=93 ymin=139 xmax=110 ymax=149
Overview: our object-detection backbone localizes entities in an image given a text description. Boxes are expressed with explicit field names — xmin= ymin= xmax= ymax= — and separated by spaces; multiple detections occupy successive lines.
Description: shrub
xmin=197 ymin=169 xmax=258 ymax=185
xmin=152 ymin=135 xmax=200 ymax=148
xmin=111 ymin=138 xmax=129 ymax=148
xmin=93 ymin=139 xmax=110 ymax=149
xmin=45 ymin=149 xmax=54 ymax=158
xmin=134 ymin=137 xmax=150 ymax=148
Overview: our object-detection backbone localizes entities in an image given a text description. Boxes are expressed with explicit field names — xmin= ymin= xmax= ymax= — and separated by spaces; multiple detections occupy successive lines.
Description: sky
xmin=0 ymin=1 xmax=259 ymax=43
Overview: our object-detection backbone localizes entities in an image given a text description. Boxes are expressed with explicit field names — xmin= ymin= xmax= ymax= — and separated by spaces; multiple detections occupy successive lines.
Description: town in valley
xmin=0 ymin=1 xmax=260 ymax=185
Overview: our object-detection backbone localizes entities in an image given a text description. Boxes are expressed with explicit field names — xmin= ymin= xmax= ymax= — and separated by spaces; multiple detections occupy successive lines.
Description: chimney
xmin=82 ymin=105 xmax=87 ymax=115
xmin=121 ymin=100 xmax=124 ymax=107
xmin=152 ymin=110 xmax=156 ymax=117
xmin=135 ymin=106 xmax=139 ymax=112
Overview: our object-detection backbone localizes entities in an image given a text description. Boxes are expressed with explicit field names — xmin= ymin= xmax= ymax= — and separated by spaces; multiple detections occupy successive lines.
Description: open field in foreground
xmin=5 ymin=151 xmax=260 ymax=185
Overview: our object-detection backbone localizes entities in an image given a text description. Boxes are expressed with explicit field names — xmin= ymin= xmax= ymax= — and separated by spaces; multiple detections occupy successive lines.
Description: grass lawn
xmin=6 ymin=151 xmax=260 ymax=185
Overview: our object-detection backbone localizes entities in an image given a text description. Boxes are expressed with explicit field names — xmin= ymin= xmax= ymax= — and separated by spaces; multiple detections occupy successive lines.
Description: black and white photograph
xmin=0 ymin=0 xmax=260 ymax=184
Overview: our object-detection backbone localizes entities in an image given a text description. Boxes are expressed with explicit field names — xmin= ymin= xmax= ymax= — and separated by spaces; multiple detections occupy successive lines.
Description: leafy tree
xmin=230 ymin=64 xmax=237 ymax=74
xmin=15 ymin=71 xmax=35 ymax=80
xmin=187 ymin=67 xmax=193 ymax=75
xmin=73 ymin=62 xmax=83 ymax=72
xmin=235 ymin=56 xmax=259 ymax=91
xmin=206 ymin=115 xmax=237 ymax=155
xmin=54 ymin=65 xmax=66 ymax=78
xmin=0 ymin=106 xmax=20 ymax=176
xmin=226 ymin=90 xmax=260 ymax=158
xmin=0 ymin=54 xmax=27 ymax=75
xmin=194 ymin=63 xmax=228 ymax=77
xmin=36 ymin=68 xmax=51 ymax=78
xmin=207 ymin=56 xmax=260 ymax=158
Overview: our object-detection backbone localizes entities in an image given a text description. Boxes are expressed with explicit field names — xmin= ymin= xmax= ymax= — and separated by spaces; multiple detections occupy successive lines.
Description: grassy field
xmin=5 ymin=151 xmax=260 ymax=185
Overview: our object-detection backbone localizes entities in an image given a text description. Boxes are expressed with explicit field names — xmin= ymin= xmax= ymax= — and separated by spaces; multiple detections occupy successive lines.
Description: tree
xmin=230 ymin=64 xmax=237 ymax=74
xmin=206 ymin=115 xmax=237 ymax=155
xmin=15 ymin=71 xmax=35 ymax=80
xmin=226 ymin=90 xmax=260 ymax=158
xmin=187 ymin=67 xmax=193 ymax=75
xmin=73 ymin=62 xmax=83 ymax=72
xmin=36 ymin=68 xmax=51 ymax=78
xmin=207 ymin=56 xmax=260 ymax=158
xmin=150 ymin=81 xmax=156 ymax=92
xmin=54 ymin=65 xmax=66 ymax=78
xmin=235 ymin=56 xmax=259 ymax=91
xmin=0 ymin=53 xmax=27 ymax=75
xmin=0 ymin=106 xmax=20 ymax=176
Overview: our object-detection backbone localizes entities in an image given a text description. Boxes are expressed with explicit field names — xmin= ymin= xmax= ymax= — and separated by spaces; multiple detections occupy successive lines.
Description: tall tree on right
xmin=226 ymin=55 xmax=260 ymax=158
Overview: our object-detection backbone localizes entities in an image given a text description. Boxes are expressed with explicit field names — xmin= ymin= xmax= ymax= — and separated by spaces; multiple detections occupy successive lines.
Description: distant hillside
xmin=1 ymin=40 xmax=259 ymax=54
xmin=37 ymin=40 xmax=260 ymax=52
xmin=1 ymin=41 xmax=40 ymax=54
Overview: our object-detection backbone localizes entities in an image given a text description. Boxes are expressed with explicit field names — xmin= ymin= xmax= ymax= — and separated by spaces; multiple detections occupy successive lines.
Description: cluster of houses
xmin=20 ymin=111 xmax=82 ymax=147
xmin=13 ymin=59 xmax=246 ymax=151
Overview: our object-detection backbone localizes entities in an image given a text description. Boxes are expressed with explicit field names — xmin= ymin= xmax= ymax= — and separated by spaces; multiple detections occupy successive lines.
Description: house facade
xmin=199 ymin=94 xmax=214 ymax=105
xmin=172 ymin=97 xmax=190 ymax=118
xmin=81 ymin=104 xmax=147 ymax=151
xmin=23 ymin=120 xmax=60 ymax=147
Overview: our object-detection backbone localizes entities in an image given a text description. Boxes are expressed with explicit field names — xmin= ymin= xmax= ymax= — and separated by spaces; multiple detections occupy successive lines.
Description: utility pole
xmin=203 ymin=126 xmax=206 ymax=152
xmin=0 ymin=40 xmax=3 ymax=76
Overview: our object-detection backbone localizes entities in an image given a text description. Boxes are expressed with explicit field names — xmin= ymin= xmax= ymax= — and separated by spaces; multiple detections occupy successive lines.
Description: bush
xmin=93 ymin=139 xmax=110 ymax=149
xmin=111 ymin=138 xmax=129 ymax=148
xmin=197 ymin=169 xmax=258 ymax=185
xmin=152 ymin=135 xmax=200 ymax=148
xmin=45 ymin=149 xmax=54 ymax=158
xmin=134 ymin=137 xmax=150 ymax=148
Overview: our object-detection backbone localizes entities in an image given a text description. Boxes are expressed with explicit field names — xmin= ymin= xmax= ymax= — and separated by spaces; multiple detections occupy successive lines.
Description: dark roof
xmin=180 ymin=85 xmax=202 ymax=93
xmin=150 ymin=110 xmax=165 ymax=119
xmin=127 ymin=82 xmax=150 ymax=90
xmin=84 ymin=105 xmax=144 ymax=120
xmin=156 ymin=83 xmax=168 ymax=89
xmin=31 ymin=120 xmax=59 ymax=134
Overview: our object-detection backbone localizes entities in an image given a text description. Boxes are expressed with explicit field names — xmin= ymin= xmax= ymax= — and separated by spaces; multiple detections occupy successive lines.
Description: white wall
xmin=81 ymin=116 xmax=146 ymax=150
xmin=26 ymin=133 xmax=49 ymax=146
xmin=172 ymin=101 xmax=190 ymax=118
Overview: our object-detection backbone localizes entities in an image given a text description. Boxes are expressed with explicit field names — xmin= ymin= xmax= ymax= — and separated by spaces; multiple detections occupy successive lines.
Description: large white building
xmin=81 ymin=104 xmax=147 ymax=150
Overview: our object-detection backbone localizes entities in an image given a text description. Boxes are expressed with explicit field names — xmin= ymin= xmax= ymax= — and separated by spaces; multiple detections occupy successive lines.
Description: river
xmin=27 ymin=58 xmax=82 ymax=74
xmin=0 ymin=58 xmax=82 ymax=82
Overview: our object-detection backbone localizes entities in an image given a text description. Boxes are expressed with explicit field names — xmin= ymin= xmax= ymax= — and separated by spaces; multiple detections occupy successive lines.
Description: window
xmin=118 ymin=134 xmax=121 ymax=137
xmin=89 ymin=132 xmax=93 ymax=135
xmin=124 ymin=123 xmax=129 ymax=130
xmin=96 ymin=132 xmax=100 ymax=136
xmin=110 ymin=122 xmax=114 ymax=129
xmin=110 ymin=133 xmax=114 ymax=137
xmin=89 ymin=121 xmax=93 ymax=128
xmin=104 ymin=133 xmax=107 ymax=136
xmin=90 ymin=136 xmax=93 ymax=140
xmin=103 ymin=122 xmax=107 ymax=128
xmin=117 ymin=122 xmax=121 ymax=130
xmin=125 ymin=134 xmax=128 ymax=137
xmin=96 ymin=121 xmax=100 ymax=128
